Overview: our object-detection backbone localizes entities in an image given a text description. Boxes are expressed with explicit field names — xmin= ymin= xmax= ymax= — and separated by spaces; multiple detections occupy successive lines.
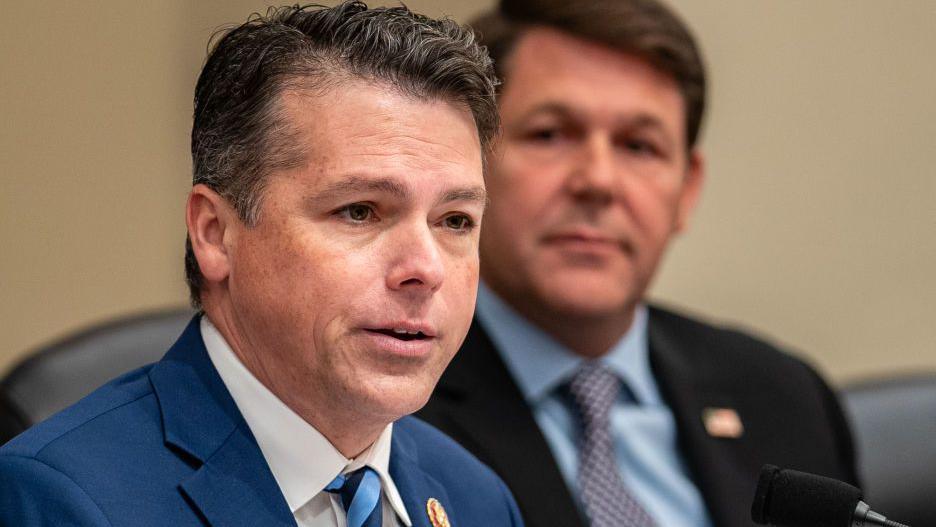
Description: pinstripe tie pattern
xmin=325 ymin=467 xmax=383 ymax=527
xmin=568 ymin=362 xmax=657 ymax=527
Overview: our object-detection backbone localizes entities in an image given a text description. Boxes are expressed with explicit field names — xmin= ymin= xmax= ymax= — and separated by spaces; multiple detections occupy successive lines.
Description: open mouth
xmin=367 ymin=329 xmax=430 ymax=342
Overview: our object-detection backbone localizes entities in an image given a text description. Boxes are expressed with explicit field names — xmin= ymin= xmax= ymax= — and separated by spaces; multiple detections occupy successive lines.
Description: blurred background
xmin=2 ymin=0 xmax=934 ymax=383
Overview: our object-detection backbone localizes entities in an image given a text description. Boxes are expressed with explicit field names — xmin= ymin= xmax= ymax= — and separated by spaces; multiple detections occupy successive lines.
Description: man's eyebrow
xmin=520 ymin=103 xmax=672 ymax=135
xmin=311 ymin=176 xmax=410 ymax=202
xmin=309 ymin=177 xmax=486 ymax=209
xmin=439 ymin=186 xmax=488 ymax=208
xmin=621 ymin=114 xmax=668 ymax=133
xmin=517 ymin=102 xmax=578 ymax=122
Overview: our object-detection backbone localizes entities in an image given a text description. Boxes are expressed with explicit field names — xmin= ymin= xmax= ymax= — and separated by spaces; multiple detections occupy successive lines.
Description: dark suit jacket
xmin=417 ymin=306 xmax=858 ymax=527
xmin=0 ymin=317 xmax=524 ymax=527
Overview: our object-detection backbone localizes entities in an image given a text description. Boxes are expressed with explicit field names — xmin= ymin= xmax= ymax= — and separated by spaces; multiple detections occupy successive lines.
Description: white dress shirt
xmin=201 ymin=317 xmax=413 ymax=527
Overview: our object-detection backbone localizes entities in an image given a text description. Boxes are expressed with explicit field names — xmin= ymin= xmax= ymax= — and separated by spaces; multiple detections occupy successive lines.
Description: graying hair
xmin=185 ymin=1 xmax=499 ymax=309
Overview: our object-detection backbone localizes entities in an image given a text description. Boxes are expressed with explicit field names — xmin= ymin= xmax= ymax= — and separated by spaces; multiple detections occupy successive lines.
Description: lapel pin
xmin=426 ymin=497 xmax=451 ymax=527
xmin=702 ymin=407 xmax=744 ymax=439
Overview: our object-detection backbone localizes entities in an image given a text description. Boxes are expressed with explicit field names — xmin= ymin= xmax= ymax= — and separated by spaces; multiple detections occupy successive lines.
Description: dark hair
xmin=472 ymin=0 xmax=706 ymax=148
xmin=185 ymin=1 xmax=499 ymax=309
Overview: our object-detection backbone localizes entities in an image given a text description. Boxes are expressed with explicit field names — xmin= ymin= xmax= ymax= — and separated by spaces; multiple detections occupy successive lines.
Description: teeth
xmin=393 ymin=328 xmax=419 ymax=335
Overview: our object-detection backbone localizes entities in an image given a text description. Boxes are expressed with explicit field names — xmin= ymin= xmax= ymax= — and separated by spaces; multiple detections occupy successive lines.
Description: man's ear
xmin=674 ymin=149 xmax=705 ymax=234
xmin=186 ymin=184 xmax=236 ymax=285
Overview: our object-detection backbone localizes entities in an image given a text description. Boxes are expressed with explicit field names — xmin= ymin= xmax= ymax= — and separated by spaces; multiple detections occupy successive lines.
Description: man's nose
xmin=385 ymin=222 xmax=445 ymax=294
xmin=566 ymin=134 xmax=616 ymax=206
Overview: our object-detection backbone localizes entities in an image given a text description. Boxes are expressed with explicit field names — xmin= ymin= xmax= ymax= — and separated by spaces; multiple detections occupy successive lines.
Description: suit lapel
xmin=389 ymin=429 xmax=454 ymax=527
xmin=647 ymin=308 xmax=750 ymax=527
xmin=428 ymin=322 xmax=586 ymax=527
xmin=179 ymin=426 xmax=295 ymax=527
xmin=149 ymin=317 xmax=295 ymax=527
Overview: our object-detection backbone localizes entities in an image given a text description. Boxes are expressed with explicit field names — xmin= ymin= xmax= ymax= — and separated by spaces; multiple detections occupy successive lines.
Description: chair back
xmin=842 ymin=373 xmax=936 ymax=527
xmin=0 ymin=308 xmax=192 ymax=444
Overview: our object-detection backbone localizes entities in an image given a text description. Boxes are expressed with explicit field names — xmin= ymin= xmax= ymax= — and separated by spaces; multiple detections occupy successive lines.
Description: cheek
xmin=232 ymin=235 xmax=286 ymax=307
xmin=449 ymin=248 xmax=479 ymax=299
xmin=487 ymin=168 xmax=559 ymax=239
xmin=625 ymin=180 xmax=685 ymax=239
xmin=497 ymin=154 xmax=559 ymax=202
xmin=440 ymin=253 xmax=479 ymax=332
xmin=621 ymin=185 xmax=685 ymax=280
xmin=237 ymin=227 xmax=360 ymax=330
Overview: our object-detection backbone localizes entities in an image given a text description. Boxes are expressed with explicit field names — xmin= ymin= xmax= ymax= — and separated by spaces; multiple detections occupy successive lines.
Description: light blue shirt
xmin=476 ymin=282 xmax=713 ymax=527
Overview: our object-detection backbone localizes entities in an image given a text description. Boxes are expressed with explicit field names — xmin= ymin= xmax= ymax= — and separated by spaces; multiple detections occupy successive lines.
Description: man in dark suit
xmin=417 ymin=1 xmax=858 ymax=526
xmin=0 ymin=4 xmax=522 ymax=526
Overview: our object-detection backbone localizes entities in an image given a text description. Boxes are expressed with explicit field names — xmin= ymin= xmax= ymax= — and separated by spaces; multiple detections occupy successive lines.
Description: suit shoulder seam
xmin=33 ymin=391 xmax=155 ymax=458
xmin=1 ymin=453 xmax=115 ymax=526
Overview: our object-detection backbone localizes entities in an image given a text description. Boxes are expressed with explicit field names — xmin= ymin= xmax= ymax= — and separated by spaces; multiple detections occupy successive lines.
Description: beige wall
xmin=654 ymin=0 xmax=936 ymax=381
xmin=2 ymin=1 xmax=933 ymax=383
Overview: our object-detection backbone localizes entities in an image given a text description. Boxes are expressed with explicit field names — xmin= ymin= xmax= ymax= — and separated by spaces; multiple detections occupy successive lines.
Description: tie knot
xmin=325 ymin=466 xmax=383 ymax=527
xmin=567 ymin=361 xmax=622 ymax=425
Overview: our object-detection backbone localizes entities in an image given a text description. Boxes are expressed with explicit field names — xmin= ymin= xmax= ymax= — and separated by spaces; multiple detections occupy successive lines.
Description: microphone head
xmin=751 ymin=464 xmax=862 ymax=527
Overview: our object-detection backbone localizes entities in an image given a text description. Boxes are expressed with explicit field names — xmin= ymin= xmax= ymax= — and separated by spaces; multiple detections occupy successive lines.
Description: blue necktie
xmin=325 ymin=466 xmax=383 ymax=527
xmin=568 ymin=361 xmax=657 ymax=527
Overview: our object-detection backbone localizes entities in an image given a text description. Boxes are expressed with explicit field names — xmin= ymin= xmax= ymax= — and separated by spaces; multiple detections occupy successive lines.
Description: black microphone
xmin=751 ymin=464 xmax=911 ymax=527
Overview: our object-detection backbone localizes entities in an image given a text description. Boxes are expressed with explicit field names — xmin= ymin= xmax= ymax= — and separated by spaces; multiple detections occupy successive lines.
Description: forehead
xmin=500 ymin=28 xmax=686 ymax=132
xmin=276 ymin=79 xmax=483 ymax=187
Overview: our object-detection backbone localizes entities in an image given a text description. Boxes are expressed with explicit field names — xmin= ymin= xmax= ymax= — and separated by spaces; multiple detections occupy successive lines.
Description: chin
xmin=537 ymin=275 xmax=637 ymax=316
xmin=549 ymin=295 xmax=632 ymax=320
xmin=358 ymin=374 xmax=435 ymax=421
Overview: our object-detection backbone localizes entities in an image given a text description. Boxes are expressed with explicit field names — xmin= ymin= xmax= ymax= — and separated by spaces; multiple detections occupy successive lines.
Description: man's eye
xmin=622 ymin=138 xmax=660 ymax=157
xmin=443 ymin=214 xmax=474 ymax=232
xmin=520 ymin=123 xmax=586 ymax=148
xmin=530 ymin=128 xmax=558 ymax=141
xmin=337 ymin=204 xmax=375 ymax=222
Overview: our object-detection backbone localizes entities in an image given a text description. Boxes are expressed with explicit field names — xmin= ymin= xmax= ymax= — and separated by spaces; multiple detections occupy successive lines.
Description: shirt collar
xmin=201 ymin=317 xmax=412 ymax=526
xmin=475 ymin=282 xmax=661 ymax=406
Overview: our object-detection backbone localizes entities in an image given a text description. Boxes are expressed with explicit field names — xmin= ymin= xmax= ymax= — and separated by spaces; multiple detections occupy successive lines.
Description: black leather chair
xmin=841 ymin=373 xmax=936 ymax=527
xmin=0 ymin=308 xmax=193 ymax=444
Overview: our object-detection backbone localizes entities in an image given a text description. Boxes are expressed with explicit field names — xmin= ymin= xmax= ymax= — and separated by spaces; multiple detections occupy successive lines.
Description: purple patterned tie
xmin=568 ymin=362 xmax=658 ymax=527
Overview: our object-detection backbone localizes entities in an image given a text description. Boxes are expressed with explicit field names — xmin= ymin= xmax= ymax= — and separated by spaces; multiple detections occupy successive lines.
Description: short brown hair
xmin=472 ymin=0 xmax=706 ymax=148
xmin=185 ymin=1 xmax=498 ymax=309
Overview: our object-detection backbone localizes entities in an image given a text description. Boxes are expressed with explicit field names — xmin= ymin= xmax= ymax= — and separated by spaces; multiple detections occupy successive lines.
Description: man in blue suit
xmin=0 ymin=3 xmax=522 ymax=526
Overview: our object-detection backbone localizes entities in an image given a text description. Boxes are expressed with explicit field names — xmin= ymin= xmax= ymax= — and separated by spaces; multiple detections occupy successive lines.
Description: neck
xmin=506 ymin=295 xmax=637 ymax=359
xmin=271 ymin=394 xmax=385 ymax=459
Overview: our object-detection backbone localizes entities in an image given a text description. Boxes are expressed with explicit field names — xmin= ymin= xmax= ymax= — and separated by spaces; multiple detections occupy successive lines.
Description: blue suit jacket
xmin=0 ymin=318 xmax=524 ymax=527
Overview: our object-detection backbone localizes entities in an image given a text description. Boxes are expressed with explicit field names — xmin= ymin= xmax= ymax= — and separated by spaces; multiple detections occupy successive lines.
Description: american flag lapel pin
xmin=702 ymin=407 xmax=744 ymax=438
